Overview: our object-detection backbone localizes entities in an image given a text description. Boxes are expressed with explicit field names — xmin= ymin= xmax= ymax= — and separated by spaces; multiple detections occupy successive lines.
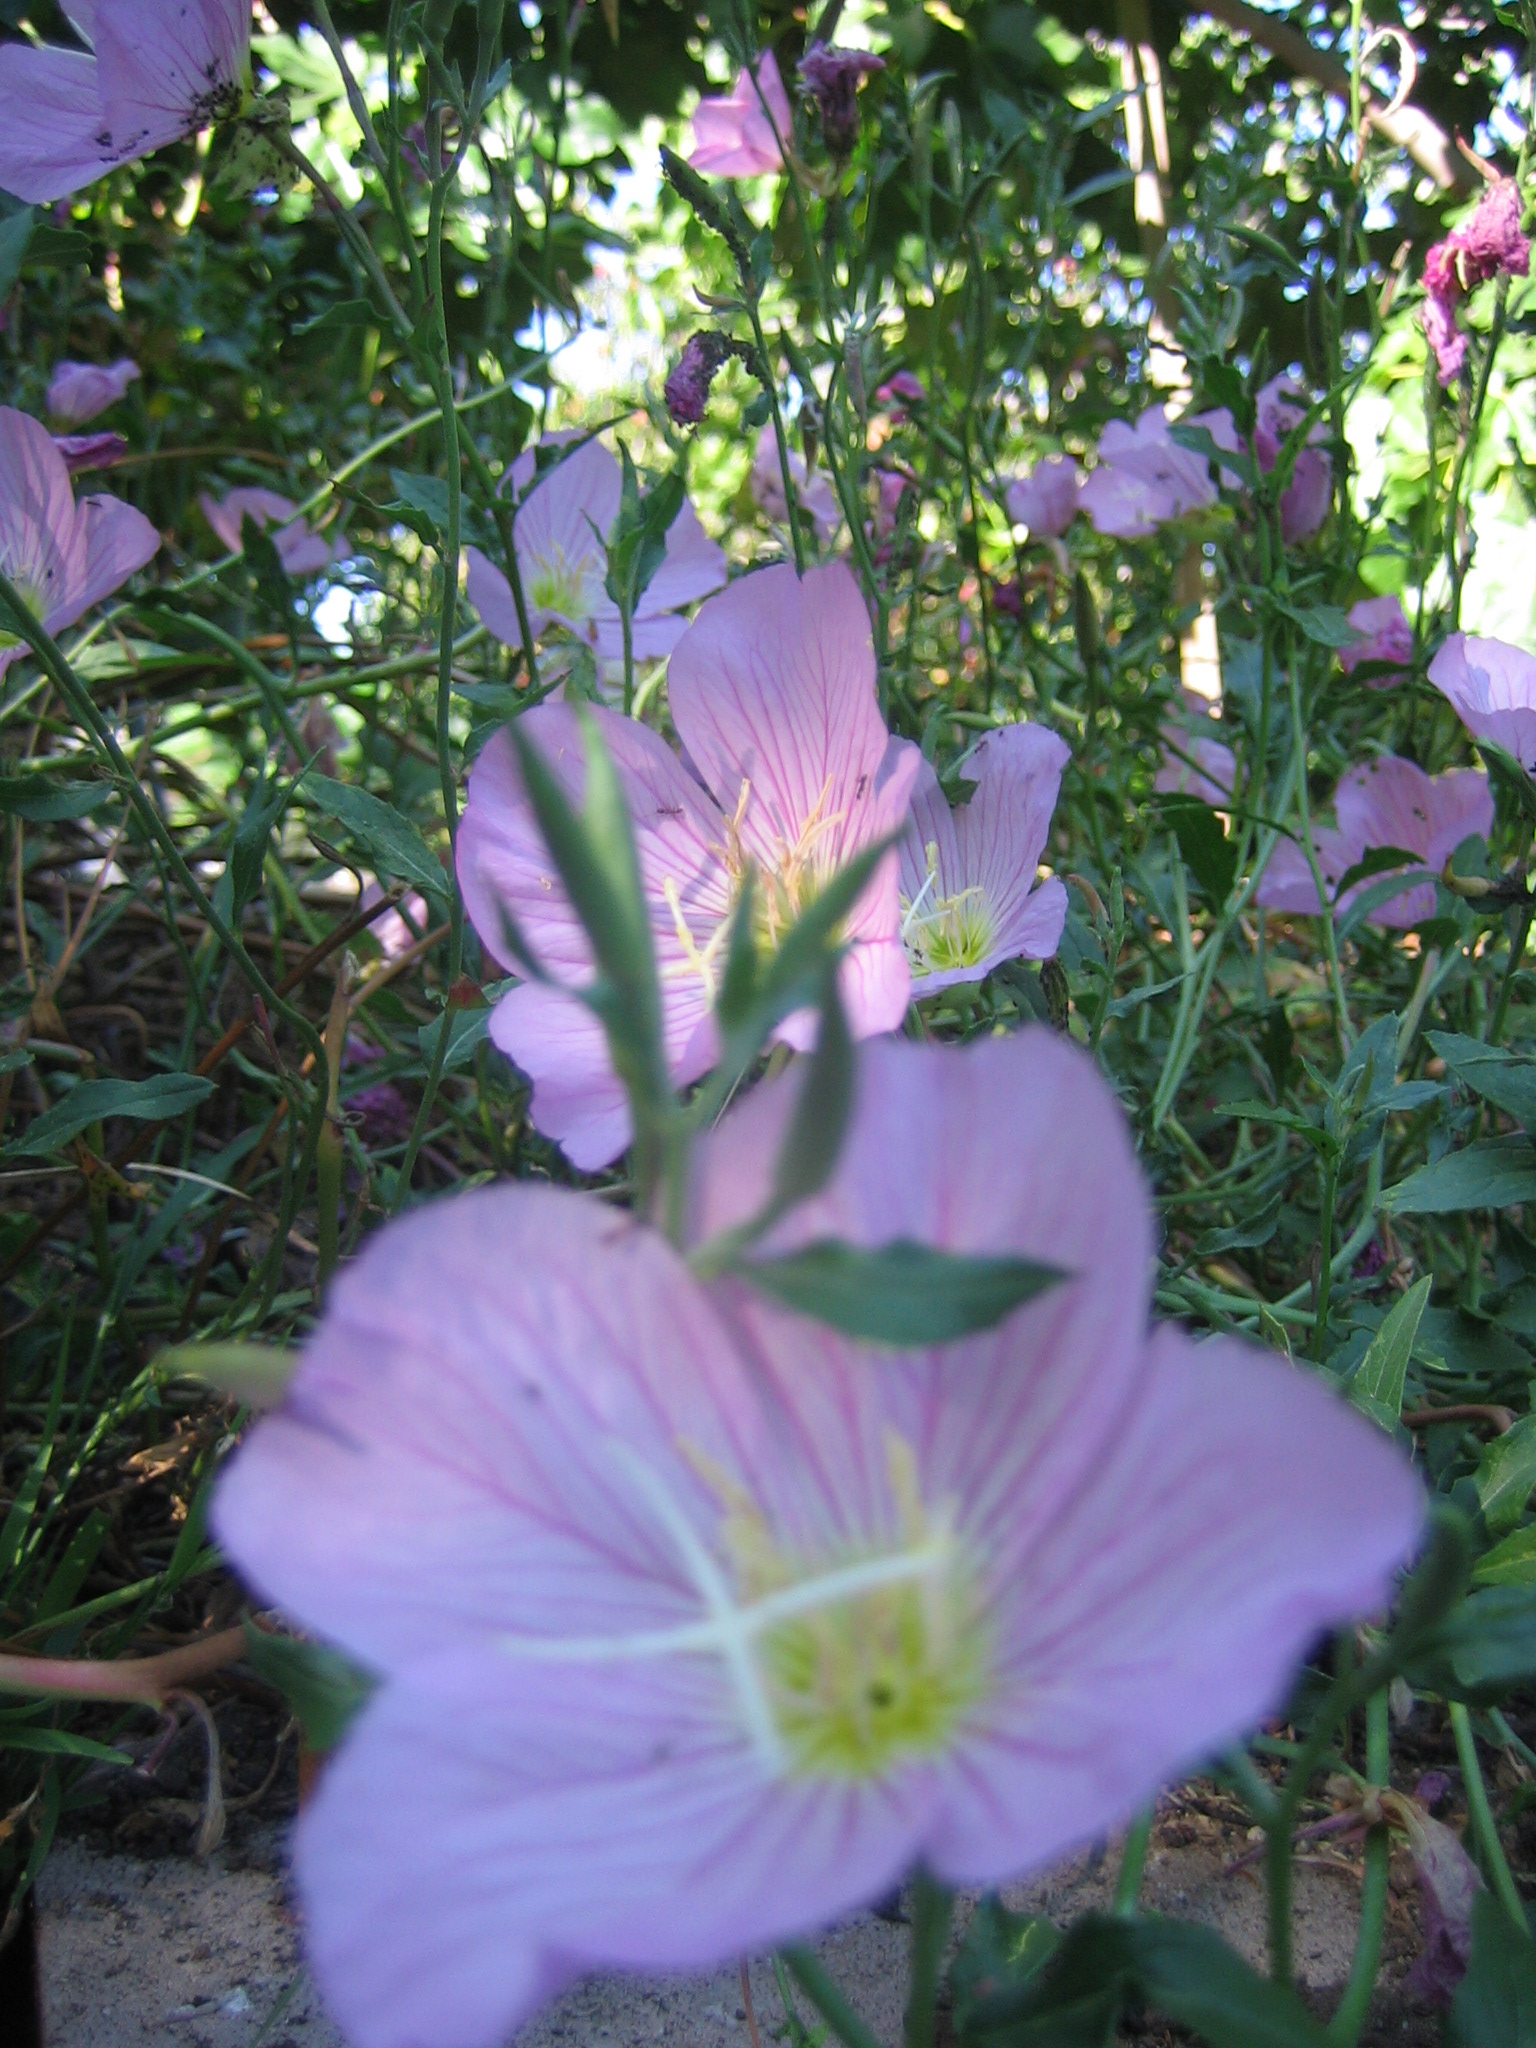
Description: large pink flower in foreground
xmin=0 ymin=406 xmax=158 ymax=676
xmin=214 ymin=1029 xmax=1424 ymax=2048
xmin=0 ymin=1 xmax=250 ymax=205
xmin=899 ymin=724 xmax=1069 ymax=995
xmin=465 ymin=438 xmax=726 ymax=668
xmin=1256 ymin=754 xmax=1492 ymax=930
xmin=688 ymin=52 xmax=792 ymax=177
xmin=457 ymin=562 xmax=920 ymax=1167
xmin=1428 ymin=632 xmax=1536 ymax=774
xmin=201 ymin=487 xmax=339 ymax=580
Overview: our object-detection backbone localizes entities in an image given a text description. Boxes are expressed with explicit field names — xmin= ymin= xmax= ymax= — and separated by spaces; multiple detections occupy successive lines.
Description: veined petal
xmin=66 ymin=493 xmax=159 ymax=618
xmin=634 ymin=499 xmax=729 ymax=620
xmin=464 ymin=544 xmax=546 ymax=653
xmin=0 ymin=45 xmax=111 ymax=203
xmin=92 ymin=0 xmax=249 ymax=160
xmin=898 ymin=754 xmax=962 ymax=906
xmin=0 ymin=409 xmax=88 ymax=627
xmin=926 ymin=1327 xmax=1425 ymax=1887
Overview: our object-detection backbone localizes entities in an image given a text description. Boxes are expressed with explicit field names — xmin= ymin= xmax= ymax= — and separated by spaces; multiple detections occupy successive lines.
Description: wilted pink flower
xmin=663 ymin=332 xmax=732 ymax=428
xmin=990 ymin=577 xmax=1022 ymax=619
xmin=688 ymin=53 xmax=792 ymax=178
xmin=0 ymin=406 xmax=158 ymax=676
xmin=1256 ymin=755 xmax=1492 ymax=930
xmin=1398 ymin=1795 xmax=1484 ymax=2006
xmin=465 ymin=438 xmax=726 ymax=668
xmin=1080 ymin=406 xmax=1241 ymax=539
xmin=1006 ymin=457 xmax=1081 ymax=539
xmin=201 ymin=488 xmax=339 ymax=581
xmin=0 ymin=1 xmax=251 ymax=205
xmin=53 ymin=430 xmax=129 ymax=475
xmin=750 ymin=422 xmax=841 ymax=545
xmin=47 ymin=357 xmax=140 ymax=426
xmin=1423 ymin=180 xmax=1530 ymax=385
xmin=1428 ymin=632 xmax=1536 ymax=774
xmin=213 ymin=1028 xmax=1424 ymax=2048
xmin=1340 ymin=596 xmax=1415 ymax=688
xmin=797 ymin=42 xmax=884 ymax=157
xmin=456 ymin=562 xmax=920 ymax=1167
xmin=1253 ymin=376 xmax=1331 ymax=544
xmin=1155 ymin=729 xmax=1237 ymax=808
xmin=899 ymin=724 xmax=1069 ymax=995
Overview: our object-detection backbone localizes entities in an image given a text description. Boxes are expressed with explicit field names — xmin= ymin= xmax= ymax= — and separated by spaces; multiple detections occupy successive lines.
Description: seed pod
xmin=1039 ymin=957 xmax=1070 ymax=1031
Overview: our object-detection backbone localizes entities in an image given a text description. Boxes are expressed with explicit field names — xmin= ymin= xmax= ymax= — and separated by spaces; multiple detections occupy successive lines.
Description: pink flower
xmin=1155 ymin=730 xmax=1237 ymax=808
xmin=46 ymin=357 xmax=140 ymax=426
xmin=750 ymin=422 xmax=841 ymax=545
xmin=1340 ymin=596 xmax=1415 ymax=688
xmin=201 ymin=488 xmax=340 ymax=581
xmin=875 ymin=370 xmax=925 ymax=410
xmin=0 ymin=1 xmax=250 ymax=205
xmin=797 ymin=42 xmax=884 ymax=158
xmin=360 ymin=883 xmax=434 ymax=964
xmin=1256 ymin=755 xmax=1492 ymax=930
xmin=688 ymin=53 xmax=791 ymax=178
xmin=1005 ymin=457 xmax=1081 ymax=539
xmin=1422 ymin=180 xmax=1530 ymax=385
xmin=213 ymin=1027 xmax=1424 ymax=2048
xmin=1253 ymin=376 xmax=1331 ymax=544
xmin=456 ymin=562 xmax=920 ymax=1167
xmin=1427 ymin=632 xmax=1536 ymax=774
xmin=0 ymin=405 xmax=158 ymax=676
xmin=465 ymin=438 xmax=726 ymax=668
xmin=1079 ymin=406 xmax=1241 ymax=539
xmin=52 ymin=430 xmax=128 ymax=475
xmin=898 ymin=724 xmax=1069 ymax=994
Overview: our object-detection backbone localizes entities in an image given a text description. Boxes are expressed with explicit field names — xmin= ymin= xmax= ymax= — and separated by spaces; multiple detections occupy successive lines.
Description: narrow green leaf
xmin=10 ymin=1075 xmax=215 ymax=1158
xmin=302 ymin=772 xmax=449 ymax=902
xmin=1476 ymin=1415 xmax=1536 ymax=1536
xmin=741 ymin=1239 xmax=1068 ymax=1345
xmin=156 ymin=1343 xmax=299 ymax=1411
xmin=1348 ymin=1274 xmax=1431 ymax=1427
xmin=0 ymin=774 xmax=113 ymax=822
xmin=1382 ymin=1136 xmax=1536 ymax=1215
xmin=240 ymin=1626 xmax=376 ymax=1753
xmin=767 ymin=975 xmax=854 ymax=1217
xmin=1447 ymin=1892 xmax=1536 ymax=2048
xmin=1429 ymin=1032 xmax=1536 ymax=1130
xmin=1473 ymin=1526 xmax=1536 ymax=1588
xmin=0 ymin=1727 xmax=133 ymax=1766
xmin=1157 ymin=794 xmax=1237 ymax=903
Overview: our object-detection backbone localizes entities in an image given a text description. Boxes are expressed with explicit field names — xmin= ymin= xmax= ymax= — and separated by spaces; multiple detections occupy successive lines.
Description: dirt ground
xmin=35 ymin=1789 xmax=1444 ymax=2048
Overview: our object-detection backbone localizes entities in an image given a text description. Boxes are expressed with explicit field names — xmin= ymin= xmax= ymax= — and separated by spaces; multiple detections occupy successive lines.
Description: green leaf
xmin=229 ymin=768 xmax=293 ymax=920
xmin=155 ymin=1343 xmax=299 ymax=1411
xmin=1382 ymin=1136 xmax=1536 ymax=1215
xmin=240 ymin=1626 xmax=376 ymax=1753
xmin=9 ymin=1074 xmax=215 ymax=1158
xmin=948 ymin=1896 xmax=1061 ymax=2038
xmin=25 ymin=224 xmax=89 ymax=270
xmin=0 ymin=774 xmax=114 ymax=822
xmin=417 ymin=1006 xmax=490 ymax=1074
xmin=1280 ymin=600 xmax=1357 ymax=649
xmin=0 ymin=205 xmax=35 ymax=301
xmin=1476 ymin=1415 xmax=1536 ymax=1536
xmin=387 ymin=467 xmax=454 ymax=542
xmin=295 ymin=297 xmax=377 ymax=336
xmin=740 ymin=1239 xmax=1067 ymax=1346
xmin=1447 ymin=1893 xmax=1536 ymax=2048
xmin=302 ymin=772 xmax=449 ymax=903
xmin=1333 ymin=844 xmax=1422 ymax=900
xmin=963 ymin=1913 xmax=1329 ymax=2048
xmin=1477 ymin=739 xmax=1536 ymax=828
xmin=765 ymin=975 xmax=854 ymax=1218
xmin=1473 ymin=1526 xmax=1536 ymax=1588
xmin=1414 ymin=1586 xmax=1536 ymax=1699
xmin=1348 ymin=1274 xmax=1431 ymax=1428
xmin=0 ymin=1726 xmax=133 ymax=1766
xmin=1429 ymin=1032 xmax=1536 ymax=1130
xmin=1157 ymin=794 xmax=1237 ymax=903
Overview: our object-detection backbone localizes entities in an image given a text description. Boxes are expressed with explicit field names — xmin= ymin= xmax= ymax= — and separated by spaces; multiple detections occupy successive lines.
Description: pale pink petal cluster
xmin=750 ymin=422 xmax=842 ymax=545
xmin=0 ymin=1 xmax=250 ymax=205
xmin=1253 ymin=375 xmax=1331 ymax=544
xmin=1427 ymin=632 xmax=1536 ymax=775
xmin=1422 ymin=180 xmax=1530 ymax=385
xmin=1005 ymin=457 xmax=1080 ymax=539
xmin=1256 ymin=754 xmax=1492 ymax=930
xmin=0 ymin=405 xmax=158 ymax=675
xmin=214 ymin=1029 xmax=1424 ymax=2048
xmin=1079 ymin=405 xmax=1241 ymax=538
xmin=898 ymin=724 xmax=1069 ymax=995
xmin=1340 ymin=596 xmax=1415 ymax=689
xmin=456 ymin=562 xmax=919 ymax=1167
xmin=687 ymin=53 xmax=791 ymax=178
xmin=201 ymin=487 xmax=340 ymax=581
xmin=46 ymin=357 xmax=140 ymax=426
xmin=465 ymin=438 xmax=726 ymax=668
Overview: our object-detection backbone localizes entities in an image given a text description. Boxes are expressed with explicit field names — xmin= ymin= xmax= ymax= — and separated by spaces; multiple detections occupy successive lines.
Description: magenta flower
xmin=1155 ymin=728 xmax=1237 ymax=808
xmin=465 ymin=438 xmax=726 ymax=668
xmin=688 ymin=53 xmax=792 ymax=178
xmin=663 ymin=332 xmax=733 ymax=428
xmin=456 ymin=562 xmax=920 ymax=1167
xmin=1253 ymin=376 xmax=1331 ymax=544
xmin=47 ymin=357 xmax=140 ymax=426
xmin=797 ymin=42 xmax=884 ymax=158
xmin=0 ymin=405 xmax=158 ymax=676
xmin=751 ymin=422 xmax=841 ymax=546
xmin=898 ymin=725 xmax=1069 ymax=995
xmin=200 ymin=488 xmax=340 ymax=581
xmin=1340 ymin=596 xmax=1415 ymax=689
xmin=1256 ymin=755 xmax=1492 ymax=930
xmin=0 ymin=1 xmax=250 ymax=205
xmin=1427 ymin=632 xmax=1536 ymax=774
xmin=875 ymin=371 xmax=925 ymax=410
xmin=213 ymin=1027 xmax=1423 ymax=2048
xmin=52 ymin=431 xmax=129 ymax=475
xmin=1422 ymin=180 xmax=1530 ymax=385
xmin=1079 ymin=405 xmax=1241 ymax=539
xmin=1005 ymin=457 xmax=1081 ymax=539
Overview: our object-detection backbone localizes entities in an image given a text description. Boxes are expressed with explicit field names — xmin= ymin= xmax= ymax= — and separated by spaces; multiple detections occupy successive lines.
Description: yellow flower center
xmin=528 ymin=545 xmax=595 ymax=627
xmin=902 ymin=844 xmax=995 ymax=976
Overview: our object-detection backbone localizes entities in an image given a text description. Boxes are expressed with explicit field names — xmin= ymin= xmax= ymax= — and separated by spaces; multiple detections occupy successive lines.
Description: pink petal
xmin=68 ymin=493 xmax=160 ymax=615
xmin=635 ymin=498 xmax=728 ymax=619
xmin=1079 ymin=465 xmax=1170 ymax=539
xmin=46 ymin=358 xmax=141 ymax=426
xmin=0 ymin=408 xmax=83 ymax=618
xmin=92 ymin=0 xmax=249 ymax=155
xmin=464 ymin=544 xmax=542 ymax=651
xmin=0 ymin=45 xmax=112 ymax=203
xmin=488 ymin=981 xmax=646 ymax=1168
xmin=898 ymin=754 xmax=961 ymax=905
xmin=926 ymin=1326 xmax=1425 ymax=1886
xmin=1428 ymin=632 xmax=1536 ymax=774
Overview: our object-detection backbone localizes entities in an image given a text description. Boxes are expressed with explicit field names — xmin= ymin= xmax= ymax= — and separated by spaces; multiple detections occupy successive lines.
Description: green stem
xmin=783 ymin=1946 xmax=884 ymax=2048
xmin=1326 ymin=1690 xmax=1390 ymax=2048
xmin=1312 ymin=1158 xmax=1337 ymax=1360
xmin=1266 ymin=1807 xmax=1295 ymax=1987
xmin=1113 ymin=1807 xmax=1154 ymax=1917
xmin=903 ymin=1874 xmax=954 ymax=2048
xmin=1487 ymin=903 xmax=1532 ymax=1047
xmin=1450 ymin=1701 xmax=1528 ymax=1930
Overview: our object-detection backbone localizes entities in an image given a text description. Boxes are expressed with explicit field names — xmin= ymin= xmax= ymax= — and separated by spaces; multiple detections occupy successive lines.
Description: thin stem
xmin=1113 ymin=1808 xmax=1155 ymax=1916
xmin=1325 ymin=1689 xmax=1390 ymax=2048
xmin=1450 ymin=1701 xmax=1528 ymax=1930
xmin=903 ymin=1874 xmax=954 ymax=2048
xmin=1487 ymin=903 xmax=1532 ymax=1047
xmin=783 ymin=1946 xmax=883 ymax=2048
